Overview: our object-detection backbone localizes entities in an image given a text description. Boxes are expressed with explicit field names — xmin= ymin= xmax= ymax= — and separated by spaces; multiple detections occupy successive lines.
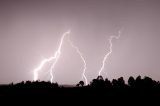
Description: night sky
xmin=0 ymin=0 xmax=160 ymax=84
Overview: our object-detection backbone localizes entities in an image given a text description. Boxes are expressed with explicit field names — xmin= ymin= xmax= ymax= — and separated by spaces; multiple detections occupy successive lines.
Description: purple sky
xmin=0 ymin=0 xmax=160 ymax=84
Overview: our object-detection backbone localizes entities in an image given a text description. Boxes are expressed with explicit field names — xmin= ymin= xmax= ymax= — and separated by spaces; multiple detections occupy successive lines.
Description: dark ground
xmin=0 ymin=76 xmax=160 ymax=104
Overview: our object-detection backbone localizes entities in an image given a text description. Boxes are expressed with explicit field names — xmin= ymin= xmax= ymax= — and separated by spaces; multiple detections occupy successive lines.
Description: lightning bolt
xmin=49 ymin=30 xmax=71 ymax=83
xmin=98 ymin=30 xmax=121 ymax=76
xmin=68 ymin=36 xmax=88 ymax=85
xmin=33 ymin=30 xmax=71 ymax=82
xmin=33 ymin=29 xmax=121 ymax=84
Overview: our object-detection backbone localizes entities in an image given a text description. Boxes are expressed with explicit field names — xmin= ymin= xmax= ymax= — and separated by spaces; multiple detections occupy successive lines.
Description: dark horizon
xmin=0 ymin=75 xmax=160 ymax=103
xmin=0 ymin=75 xmax=159 ymax=86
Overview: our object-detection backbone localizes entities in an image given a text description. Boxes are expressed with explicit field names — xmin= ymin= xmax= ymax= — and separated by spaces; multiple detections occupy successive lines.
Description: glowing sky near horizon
xmin=0 ymin=0 xmax=160 ymax=84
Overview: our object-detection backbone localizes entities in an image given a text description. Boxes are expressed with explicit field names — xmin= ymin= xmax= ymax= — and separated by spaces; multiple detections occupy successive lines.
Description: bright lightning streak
xmin=49 ymin=30 xmax=71 ymax=83
xmin=33 ymin=30 xmax=71 ymax=82
xmin=98 ymin=30 xmax=121 ymax=76
xmin=33 ymin=57 xmax=56 ymax=81
xmin=68 ymin=36 xmax=88 ymax=85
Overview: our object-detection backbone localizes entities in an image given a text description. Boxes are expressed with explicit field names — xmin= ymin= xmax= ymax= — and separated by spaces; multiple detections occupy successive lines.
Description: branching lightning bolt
xmin=98 ymin=30 xmax=121 ymax=76
xmin=33 ymin=30 xmax=71 ymax=82
xmin=33 ymin=29 xmax=121 ymax=84
xmin=68 ymin=37 xmax=88 ymax=85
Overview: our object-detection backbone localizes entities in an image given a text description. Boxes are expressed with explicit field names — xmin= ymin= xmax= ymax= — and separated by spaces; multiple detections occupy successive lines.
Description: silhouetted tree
xmin=90 ymin=79 xmax=99 ymax=87
xmin=118 ymin=77 xmax=125 ymax=85
xmin=90 ymin=76 xmax=105 ymax=88
xmin=143 ymin=76 xmax=154 ymax=88
xmin=80 ymin=81 xmax=84 ymax=87
xmin=118 ymin=77 xmax=125 ymax=88
xmin=135 ymin=75 xmax=142 ymax=88
xmin=112 ymin=77 xmax=126 ymax=88
xmin=112 ymin=79 xmax=118 ymax=87
xmin=128 ymin=76 xmax=135 ymax=87
xmin=77 ymin=81 xmax=84 ymax=87
xmin=105 ymin=78 xmax=112 ymax=88
xmin=97 ymin=76 xmax=104 ymax=80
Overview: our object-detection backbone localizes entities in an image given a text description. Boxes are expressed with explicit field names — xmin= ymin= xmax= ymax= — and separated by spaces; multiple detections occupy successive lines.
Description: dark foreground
xmin=0 ymin=76 xmax=160 ymax=104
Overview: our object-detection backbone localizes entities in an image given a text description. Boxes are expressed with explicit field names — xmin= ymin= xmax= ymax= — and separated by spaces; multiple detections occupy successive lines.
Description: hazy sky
xmin=0 ymin=0 xmax=160 ymax=84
